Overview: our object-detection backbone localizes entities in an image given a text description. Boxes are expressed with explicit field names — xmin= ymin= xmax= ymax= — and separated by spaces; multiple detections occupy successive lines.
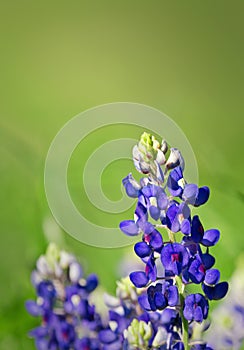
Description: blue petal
xmin=119 ymin=220 xmax=139 ymax=236
xmin=125 ymin=182 xmax=139 ymax=198
xmin=99 ymin=329 xmax=117 ymax=344
xmin=201 ymin=229 xmax=220 ymax=247
xmin=149 ymin=205 xmax=161 ymax=220
xmin=25 ymin=300 xmax=43 ymax=316
xmin=202 ymin=282 xmax=228 ymax=300
xmin=204 ymin=269 xmax=220 ymax=285
xmin=134 ymin=242 xmax=151 ymax=258
xmin=194 ymin=186 xmax=210 ymax=207
xmin=154 ymin=292 xmax=166 ymax=310
xmin=129 ymin=271 xmax=149 ymax=288
xmin=201 ymin=253 xmax=215 ymax=269
xmin=167 ymin=285 xmax=179 ymax=306
xmin=167 ymin=167 xmax=184 ymax=197
xmin=182 ymin=184 xmax=199 ymax=205
xmin=181 ymin=219 xmax=191 ymax=235
xmin=191 ymin=215 xmax=204 ymax=243
xmin=157 ymin=192 xmax=168 ymax=210
xmin=138 ymin=293 xmax=151 ymax=311
xmin=85 ymin=274 xmax=98 ymax=293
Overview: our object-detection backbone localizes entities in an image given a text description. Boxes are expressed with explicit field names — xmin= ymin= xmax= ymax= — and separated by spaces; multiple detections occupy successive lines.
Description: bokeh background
xmin=1 ymin=1 xmax=244 ymax=349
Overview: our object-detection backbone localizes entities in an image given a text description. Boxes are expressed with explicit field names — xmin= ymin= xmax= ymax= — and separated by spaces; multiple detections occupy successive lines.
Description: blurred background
xmin=0 ymin=1 xmax=244 ymax=349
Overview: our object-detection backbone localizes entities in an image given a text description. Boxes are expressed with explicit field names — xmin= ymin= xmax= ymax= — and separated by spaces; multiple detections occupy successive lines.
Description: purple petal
xmin=149 ymin=205 xmax=161 ymax=220
xmin=99 ymin=329 xmax=117 ymax=344
xmin=193 ymin=306 xmax=204 ymax=322
xmin=203 ymin=282 xmax=228 ymax=300
xmin=167 ymin=285 xmax=179 ymax=306
xmin=138 ymin=294 xmax=151 ymax=310
xmin=130 ymin=271 xmax=149 ymax=288
xmin=134 ymin=242 xmax=151 ymax=258
xmin=194 ymin=186 xmax=210 ymax=207
xmin=25 ymin=300 xmax=43 ymax=317
xmin=204 ymin=269 xmax=220 ymax=285
xmin=201 ymin=253 xmax=215 ymax=269
xmin=125 ymin=182 xmax=139 ymax=198
xmin=182 ymin=184 xmax=199 ymax=205
xmin=135 ymin=202 xmax=148 ymax=222
xmin=149 ymin=230 xmax=163 ymax=250
xmin=166 ymin=203 xmax=180 ymax=232
xmin=29 ymin=326 xmax=48 ymax=338
xmin=191 ymin=215 xmax=204 ymax=243
xmin=119 ymin=220 xmax=139 ymax=236
xmin=167 ymin=167 xmax=184 ymax=197
xmin=181 ymin=219 xmax=191 ymax=235
xmin=154 ymin=292 xmax=166 ymax=310
xmin=145 ymin=256 xmax=157 ymax=282
xmin=157 ymin=192 xmax=168 ymax=210
xmin=201 ymin=229 xmax=220 ymax=247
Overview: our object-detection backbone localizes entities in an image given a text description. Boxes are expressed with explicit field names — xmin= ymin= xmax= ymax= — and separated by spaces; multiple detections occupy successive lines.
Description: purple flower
xmin=138 ymin=281 xmax=179 ymax=312
xmin=161 ymin=243 xmax=189 ymax=275
xmin=183 ymin=293 xmax=209 ymax=322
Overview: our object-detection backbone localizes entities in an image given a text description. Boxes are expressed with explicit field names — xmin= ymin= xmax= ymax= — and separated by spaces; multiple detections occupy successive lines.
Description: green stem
xmin=167 ymin=230 xmax=189 ymax=349
xmin=181 ymin=301 xmax=190 ymax=350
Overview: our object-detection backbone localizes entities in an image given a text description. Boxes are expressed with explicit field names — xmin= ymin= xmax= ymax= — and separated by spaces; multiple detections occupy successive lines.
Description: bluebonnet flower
xmin=27 ymin=131 xmax=230 ymax=350
xmin=119 ymin=132 xmax=229 ymax=349
xmin=183 ymin=294 xmax=209 ymax=323
xmin=26 ymin=244 xmax=103 ymax=349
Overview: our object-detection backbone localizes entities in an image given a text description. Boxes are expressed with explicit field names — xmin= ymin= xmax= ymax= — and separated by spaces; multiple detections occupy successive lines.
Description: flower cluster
xmin=27 ymin=132 xmax=230 ymax=350
xmin=119 ymin=132 xmax=229 ymax=349
xmin=26 ymin=243 xmax=102 ymax=349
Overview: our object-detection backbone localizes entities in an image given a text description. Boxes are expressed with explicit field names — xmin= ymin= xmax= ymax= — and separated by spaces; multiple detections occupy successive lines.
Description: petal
xmin=201 ymin=229 xmax=220 ymax=247
xmin=161 ymin=308 xmax=177 ymax=325
xmin=135 ymin=202 xmax=148 ymax=222
xmin=212 ymin=282 xmax=228 ymax=300
xmin=85 ymin=274 xmax=98 ymax=293
xmin=167 ymin=285 xmax=179 ymax=306
xmin=119 ymin=220 xmax=139 ymax=236
xmin=99 ymin=329 xmax=117 ymax=344
xmin=157 ymin=192 xmax=168 ymax=210
xmin=191 ymin=215 xmax=204 ymax=243
xmin=145 ymin=256 xmax=157 ymax=282
xmin=149 ymin=230 xmax=163 ymax=250
xmin=149 ymin=205 xmax=161 ymax=220
xmin=154 ymin=292 xmax=166 ymax=310
xmin=134 ymin=242 xmax=151 ymax=258
xmin=138 ymin=294 xmax=151 ymax=311
xmin=125 ymin=182 xmax=139 ymax=198
xmin=181 ymin=219 xmax=191 ymax=235
xmin=25 ymin=300 xmax=43 ymax=317
xmin=193 ymin=305 xmax=204 ymax=322
xmin=201 ymin=253 xmax=215 ymax=269
xmin=155 ymin=161 xmax=165 ymax=183
xmin=167 ymin=167 xmax=184 ymax=197
xmin=183 ymin=303 xmax=194 ymax=321
xmin=194 ymin=186 xmax=210 ymax=207
xmin=129 ymin=271 xmax=149 ymax=288
xmin=166 ymin=203 xmax=180 ymax=232
xmin=182 ymin=184 xmax=199 ymax=205
xmin=204 ymin=269 xmax=220 ymax=285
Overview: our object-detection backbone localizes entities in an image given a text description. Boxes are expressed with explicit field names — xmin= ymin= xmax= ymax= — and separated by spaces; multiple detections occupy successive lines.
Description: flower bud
xmin=166 ymin=148 xmax=185 ymax=171
xmin=69 ymin=262 xmax=83 ymax=283
xmin=124 ymin=319 xmax=152 ymax=348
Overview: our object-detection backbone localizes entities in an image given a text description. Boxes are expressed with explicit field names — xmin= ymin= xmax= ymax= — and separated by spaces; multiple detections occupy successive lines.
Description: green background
xmin=1 ymin=1 xmax=244 ymax=349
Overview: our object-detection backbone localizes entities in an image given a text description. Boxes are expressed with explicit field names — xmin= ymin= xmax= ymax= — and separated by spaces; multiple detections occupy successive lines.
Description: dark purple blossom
xmin=183 ymin=293 xmax=209 ymax=322
xmin=161 ymin=243 xmax=189 ymax=275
